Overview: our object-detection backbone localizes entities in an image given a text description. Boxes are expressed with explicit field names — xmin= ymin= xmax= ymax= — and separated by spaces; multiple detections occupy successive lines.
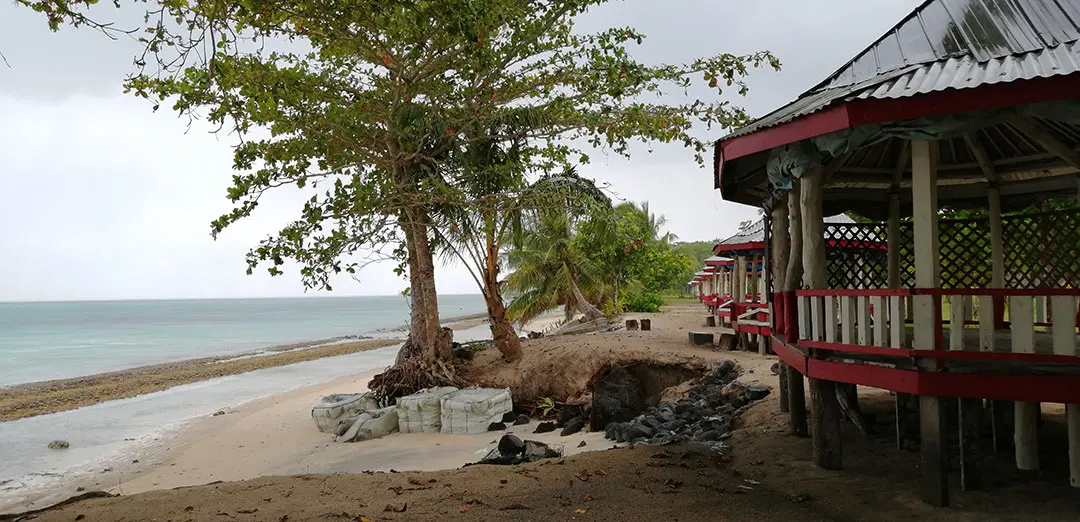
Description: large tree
xmin=21 ymin=0 xmax=779 ymax=365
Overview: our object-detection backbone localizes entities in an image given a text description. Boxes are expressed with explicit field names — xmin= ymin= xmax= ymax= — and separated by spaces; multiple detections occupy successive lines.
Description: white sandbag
xmin=312 ymin=392 xmax=379 ymax=433
xmin=439 ymin=387 xmax=513 ymax=435
xmin=337 ymin=406 xmax=399 ymax=442
xmin=396 ymin=387 xmax=458 ymax=433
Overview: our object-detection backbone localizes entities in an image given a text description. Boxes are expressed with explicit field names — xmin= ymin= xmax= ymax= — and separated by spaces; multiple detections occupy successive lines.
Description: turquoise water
xmin=0 ymin=295 xmax=486 ymax=386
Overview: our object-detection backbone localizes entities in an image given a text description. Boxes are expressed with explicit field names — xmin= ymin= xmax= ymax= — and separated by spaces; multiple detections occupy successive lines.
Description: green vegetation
xmin=506 ymin=200 xmax=695 ymax=321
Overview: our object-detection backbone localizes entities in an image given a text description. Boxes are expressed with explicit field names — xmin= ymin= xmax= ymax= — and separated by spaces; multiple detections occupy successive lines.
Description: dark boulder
xmin=534 ymin=421 xmax=557 ymax=434
xmin=488 ymin=422 xmax=507 ymax=431
xmin=502 ymin=411 xmax=519 ymax=423
xmin=498 ymin=434 xmax=525 ymax=456
xmin=744 ymin=385 xmax=772 ymax=401
xmin=514 ymin=414 xmax=531 ymax=426
xmin=624 ymin=423 xmax=654 ymax=441
xmin=560 ymin=417 xmax=586 ymax=437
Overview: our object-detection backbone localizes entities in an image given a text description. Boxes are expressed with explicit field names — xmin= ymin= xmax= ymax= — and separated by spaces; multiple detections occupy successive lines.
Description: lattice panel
xmin=824 ymin=223 xmax=890 ymax=289
xmin=1002 ymin=209 xmax=1080 ymax=288
xmin=938 ymin=218 xmax=992 ymax=289
xmin=895 ymin=223 xmax=917 ymax=289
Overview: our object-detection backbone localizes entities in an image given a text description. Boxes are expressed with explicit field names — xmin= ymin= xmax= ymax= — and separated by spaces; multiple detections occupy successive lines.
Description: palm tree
xmin=504 ymin=211 xmax=606 ymax=325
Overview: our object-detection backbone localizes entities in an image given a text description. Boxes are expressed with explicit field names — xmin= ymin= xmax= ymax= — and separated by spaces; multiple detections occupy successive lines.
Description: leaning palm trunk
xmin=570 ymin=279 xmax=605 ymax=321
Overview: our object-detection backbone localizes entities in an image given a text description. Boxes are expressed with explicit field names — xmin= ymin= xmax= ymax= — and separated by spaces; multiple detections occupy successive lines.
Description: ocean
xmin=0 ymin=294 xmax=487 ymax=387
xmin=0 ymin=294 xmax=492 ymax=512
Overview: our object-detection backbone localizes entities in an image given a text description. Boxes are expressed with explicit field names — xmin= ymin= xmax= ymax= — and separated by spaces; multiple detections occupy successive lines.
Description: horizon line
xmin=0 ymin=293 xmax=485 ymax=305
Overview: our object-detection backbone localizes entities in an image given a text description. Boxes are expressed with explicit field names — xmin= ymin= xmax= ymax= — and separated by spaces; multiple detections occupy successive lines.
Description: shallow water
xmin=0 ymin=323 xmax=495 ymax=512
xmin=0 ymin=295 xmax=486 ymax=386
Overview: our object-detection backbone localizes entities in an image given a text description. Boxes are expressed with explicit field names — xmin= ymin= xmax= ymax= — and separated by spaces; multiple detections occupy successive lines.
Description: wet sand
xmin=0 ymin=313 xmax=509 ymax=423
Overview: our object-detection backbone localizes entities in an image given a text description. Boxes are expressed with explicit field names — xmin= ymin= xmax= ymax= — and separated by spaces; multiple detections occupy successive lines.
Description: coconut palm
xmin=504 ymin=211 xmax=607 ymax=325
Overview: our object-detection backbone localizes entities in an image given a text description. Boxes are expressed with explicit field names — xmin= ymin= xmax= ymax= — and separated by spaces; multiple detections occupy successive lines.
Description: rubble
xmin=600 ymin=360 xmax=769 ymax=457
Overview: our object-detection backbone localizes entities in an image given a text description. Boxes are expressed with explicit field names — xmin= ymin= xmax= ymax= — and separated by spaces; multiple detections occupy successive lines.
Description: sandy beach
xmin=0 ymin=311 xmax=567 ymax=513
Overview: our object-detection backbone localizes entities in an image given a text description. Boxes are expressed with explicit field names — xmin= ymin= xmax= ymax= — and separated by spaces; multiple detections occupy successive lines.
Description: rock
xmin=744 ymin=385 xmax=772 ymax=401
xmin=578 ymin=440 xmax=587 ymax=448
xmin=47 ymin=440 xmax=69 ymax=450
xmin=614 ymin=423 xmax=630 ymax=443
xmin=770 ymin=362 xmax=781 ymax=375
xmin=642 ymin=417 xmax=664 ymax=431
xmin=452 ymin=346 xmax=475 ymax=360
xmin=524 ymin=440 xmax=563 ymax=459
xmin=488 ymin=422 xmax=507 ymax=431
xmin=534 ymin=421 xmax=557 ymax=434
xmin=502 ymin=411 xmax=519 ymax=423
xmin=624 ymin=424 xmax=654 ymax=441
xmin=498 ymin=434 xmax=525 ymax=456
xmin=514 ymin=414 xmax=531 ymax=426
xmin=720 ymin=381 xmax=749 ymax=401
xmin=560 ymin=417 xmax=586 ymax=437
xmin=556 ymin=407 xmax=579 ymax=428
xmin=694 ymin=430 xmax=722 ymax=441
xmin=604 ymin=423 xmax=619 ymax=440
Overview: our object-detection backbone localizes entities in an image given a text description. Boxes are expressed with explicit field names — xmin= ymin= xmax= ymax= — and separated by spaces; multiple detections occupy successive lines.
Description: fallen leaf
xmin=575 ymin=509 xmax=587 ymax=514
xmin=459 ymin=508 xmax=469 ymax=513
xmin=278 ymin=516 xmax=289 ymax=522
xmin=237 ymin=508 xmax=258 ymax=514
xmin=358 ymin=517 xmax=372 ymax=522
xmin=583 ymin=495 xmax=595 ymax=502
xmin=384 ymin=503 xmax=407 ymax=513
xmin=745 ymin=479 xmax=761 ymax=485
xmin=499 ymin=504 xmax=531 ymax=510
xmin=75 ymin=516 xmax=85 ymax=521
xmin=593 ymin=470 xmax=607 ymax=476
xmin=664 ymin=479 xmax=683 ymax=489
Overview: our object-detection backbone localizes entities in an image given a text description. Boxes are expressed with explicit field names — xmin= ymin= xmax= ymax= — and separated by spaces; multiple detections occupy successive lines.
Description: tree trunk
xmin=485 ymin=285 xmax=523 ymax=361
xmin=399 ymin=211 xmax=447 ymax=362
xmin=483 ymin=230 xmax=523 ymax=362
xmin=571 ymin=279 xmax=605 ymax=321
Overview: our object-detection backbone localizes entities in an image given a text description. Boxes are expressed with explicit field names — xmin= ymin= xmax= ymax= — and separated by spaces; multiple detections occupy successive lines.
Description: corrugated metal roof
xmin=715 ymin=215 xmax=854 ymax=247
xmin=722 ymin=0 xmax=1080 ymax=141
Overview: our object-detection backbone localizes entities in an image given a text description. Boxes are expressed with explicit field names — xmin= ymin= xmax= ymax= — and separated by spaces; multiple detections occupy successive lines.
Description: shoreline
xmin=0 ymin=312 xmax=492 ymax=423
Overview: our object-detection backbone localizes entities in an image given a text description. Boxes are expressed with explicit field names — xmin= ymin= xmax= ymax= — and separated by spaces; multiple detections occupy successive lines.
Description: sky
xmin=0 ymin=0 xmax=920 ymax=302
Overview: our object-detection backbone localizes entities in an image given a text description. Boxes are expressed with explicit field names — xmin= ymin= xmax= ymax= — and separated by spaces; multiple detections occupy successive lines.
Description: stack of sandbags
xmin=439 ymin=387 xmax=513 ymax=435
xmin=336 ymin=406 xmax=399 ymax=442
xmin=311 ymin=392 xmax=379 ymax=433
xmin=396 ymin=387 xmax=458 ymax=433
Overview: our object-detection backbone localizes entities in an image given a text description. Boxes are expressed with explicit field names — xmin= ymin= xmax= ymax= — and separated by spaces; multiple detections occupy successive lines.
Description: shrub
xmin=623 ymin=292 xmax=663 ymax=313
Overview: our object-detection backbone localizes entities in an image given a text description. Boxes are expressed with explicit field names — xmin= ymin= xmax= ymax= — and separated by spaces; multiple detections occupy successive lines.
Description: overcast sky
xmin=0 ymin=0 xmax=920 ymax=302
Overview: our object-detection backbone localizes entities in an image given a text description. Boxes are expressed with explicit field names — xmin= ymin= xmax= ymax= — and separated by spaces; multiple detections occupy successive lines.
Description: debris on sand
xmin=601 ymin=360 xmax=769 ymax=456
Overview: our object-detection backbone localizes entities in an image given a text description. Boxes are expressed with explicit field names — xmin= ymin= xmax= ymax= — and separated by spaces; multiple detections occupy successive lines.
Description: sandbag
xmin=312 ymin=392 xmax=379 ymax=433
xmin=440 ymin=387 xmax=513 ymax=435
xmin=396 ymin=387 xmax=458 ymax=434
xmin=337 ymin=406 xmax=399 ymax=442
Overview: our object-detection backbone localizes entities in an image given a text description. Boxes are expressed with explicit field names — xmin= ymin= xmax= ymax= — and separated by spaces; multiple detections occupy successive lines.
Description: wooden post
xmin=887 ymin=192 xmax=913 ymax=450
xmin=912 ymin=139 xmax=948 ymax=506
xmin=952 ymin=296 xmax=982 ymax=490
xmin=773 ymin=204 xmax=791 ymax=412
xmin=801 ymin=169 xmax=842 ymax=470
xmin=985 ymin=188 xmax=1012 ymax=452
xmin=1051 ymin=296 xmax=1080 ymax=487
xmin=1012 ymin=296 xmax=1040 ymax=471
xmin=785 ymin=185 xmax=808 ymax=437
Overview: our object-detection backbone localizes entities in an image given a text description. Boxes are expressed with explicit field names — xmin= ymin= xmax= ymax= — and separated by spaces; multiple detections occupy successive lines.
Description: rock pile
xmin=601 ymin=360 xmax=770 ymax=454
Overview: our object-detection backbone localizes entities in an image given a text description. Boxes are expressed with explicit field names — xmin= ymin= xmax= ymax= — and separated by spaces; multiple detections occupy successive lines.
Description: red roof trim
xmin=719 ymin=73 xmax=1080 ymax=163
xmin=713 ymin=241 xmax=766 ymax=254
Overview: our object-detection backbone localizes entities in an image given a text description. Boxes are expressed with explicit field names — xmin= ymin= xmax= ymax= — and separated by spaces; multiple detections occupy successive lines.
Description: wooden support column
xmin=785 ymin=184 xmax=808 ymax=436
xmin=951 ymin=296 xmax=982 ymax=490
xmin=912 ymin=139 xmax=948 ymax=507
xmin=1012 ymin=296 xmax=1040 ymax=472
xmin=1050 ymin=296 xmax=1080 ymax=487
xmin=886 ymin=191 xmax=913 ymax=450
xmin=801 ymin=169 xmax=842 ymax=470
xmin=772 ymin=204 xmax=790 ymax=408
xmin=987 ymin=187 xmax=1013 ymax=452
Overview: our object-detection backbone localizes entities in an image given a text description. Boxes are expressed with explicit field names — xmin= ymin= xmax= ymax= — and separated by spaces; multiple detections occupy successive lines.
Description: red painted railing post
xmin=784 ymin=291 xmax=799 ymax=343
